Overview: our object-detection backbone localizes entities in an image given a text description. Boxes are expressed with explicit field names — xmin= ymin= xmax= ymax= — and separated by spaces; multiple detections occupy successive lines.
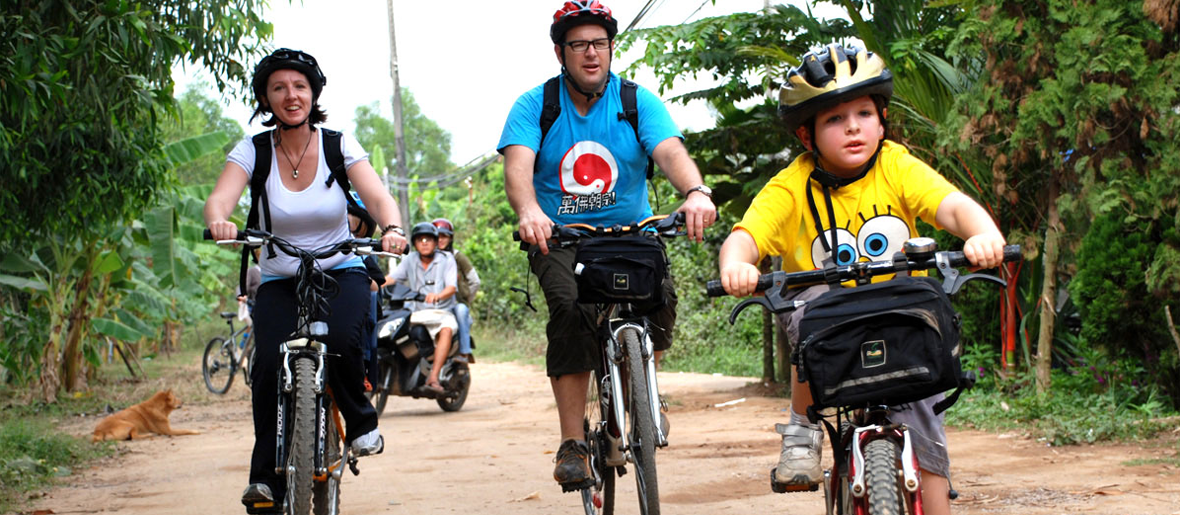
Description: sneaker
xmin=553 ymin=439 xmax=594 ymax=492
xmin=350 ymin=428 xmax=384 ymax=457
xmin=241 ymin=483 xmax=277 ymax=511
xmin=773 ymin=422 xmax=823 ymax=486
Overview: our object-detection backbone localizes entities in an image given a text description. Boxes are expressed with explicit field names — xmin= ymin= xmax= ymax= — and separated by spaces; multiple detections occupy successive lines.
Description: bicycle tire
xmin=243 ymin=335 xmax=256 ymax=388
xmin=621 ymin=327 xmax=660 ymax=515
xmin=312 ymin=397 xmax=342 ymax=515
xmin=287 ymin=357 xmax=318 ymax=515
xmin=202 ymin=337 xmax=236 ymax=394
xmin=582 ymin=370 xmax=615 ymax=515
xmin=436 ymin=361 xmax=471 ymax=412
xmin=864 ymin=438 xmax=903 ymax=515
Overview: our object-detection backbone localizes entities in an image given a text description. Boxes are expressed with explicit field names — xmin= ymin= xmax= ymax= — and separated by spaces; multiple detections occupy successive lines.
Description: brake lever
xmin=726 ymin=275 xmax=807 ymax=324
xmin=935 ymin=253 xmax=1008 ymax=295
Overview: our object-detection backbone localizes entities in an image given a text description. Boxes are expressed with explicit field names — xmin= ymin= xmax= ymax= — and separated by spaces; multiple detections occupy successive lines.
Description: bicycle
xmin=706 ymin=237 xmax=1021 ymax=515
xmin=202 ymin=305 xmax=256 ymax=394
xmin=207 ymin=228 xmax=395 ymax=515
xmin=515 ymin=213 xmax=686 ymax=515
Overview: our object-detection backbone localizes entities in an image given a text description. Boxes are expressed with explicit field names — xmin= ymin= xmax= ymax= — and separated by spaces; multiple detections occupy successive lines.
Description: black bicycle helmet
xmin=550 ymin=0 xmax=618 ymax=45
xmin=410 ymin=222 xmax=439 ymax=241
xmin=347 ymin=192 xmax=377 ymax=238
xmin=779 ymin=44 xmax=893 ymax=133
xmin=250 ymin=48 xmax=328 ymax=127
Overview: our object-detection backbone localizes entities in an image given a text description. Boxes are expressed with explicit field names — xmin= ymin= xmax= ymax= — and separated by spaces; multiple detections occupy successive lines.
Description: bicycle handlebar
xmin=705 ymin=245 xmax=1021 ymax=298
xmin=203 ymin=228 xmax=392 ymax=259
xmin=511 ymin=212 xmax=687 ymax=250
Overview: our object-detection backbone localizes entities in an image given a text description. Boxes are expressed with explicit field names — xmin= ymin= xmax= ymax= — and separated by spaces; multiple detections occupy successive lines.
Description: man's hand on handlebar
xmin=676 ymin=193 xmax=717 ymax=243
xmin=517 ymin=206 xmax=555 ymax=255
xmin=720 ymin=261 xmax=762 ymax=298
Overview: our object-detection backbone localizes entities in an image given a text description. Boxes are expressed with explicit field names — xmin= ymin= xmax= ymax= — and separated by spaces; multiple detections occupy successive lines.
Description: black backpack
xmin=240 ymin=128 xmax=365 ymax=290
xmin=537 ymin=75 xmax=654 ymax=181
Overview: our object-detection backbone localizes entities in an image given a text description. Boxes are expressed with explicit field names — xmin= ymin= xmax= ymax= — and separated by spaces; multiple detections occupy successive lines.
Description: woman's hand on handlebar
xmin=720 ymin=261 xmax=762 ymax=298
xmin=380 ymin=230 xmax=407 ymax=255
xmin=207 ymin=220 xmax=239 ymax=241
xmin=963 ymin=232 xmax=1007 ymax=270
xmin=517 ymin=206 xmax=555 ymax=255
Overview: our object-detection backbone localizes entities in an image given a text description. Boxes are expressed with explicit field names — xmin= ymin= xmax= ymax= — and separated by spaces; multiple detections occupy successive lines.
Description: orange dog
xmin=92 ymin=389 xmax=200 ymax=442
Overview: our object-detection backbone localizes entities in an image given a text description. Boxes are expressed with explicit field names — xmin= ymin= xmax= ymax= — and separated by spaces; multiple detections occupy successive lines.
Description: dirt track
xmin=32 ymin=361 xmax=1180 ymax=514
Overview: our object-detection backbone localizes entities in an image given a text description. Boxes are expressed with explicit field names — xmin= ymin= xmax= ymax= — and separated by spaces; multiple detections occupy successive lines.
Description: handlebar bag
xmin=573 ymin=235 xmax=668 ymax=304
xmin=795 ymin=276 xmax=961 ymax=410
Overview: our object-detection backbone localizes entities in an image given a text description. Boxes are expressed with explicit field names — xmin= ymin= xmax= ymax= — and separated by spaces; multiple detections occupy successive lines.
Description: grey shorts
xmin=777 ymin=284 xmax=950 ymax=477
xmin=528 ymin=244 xmax=677 ymax=378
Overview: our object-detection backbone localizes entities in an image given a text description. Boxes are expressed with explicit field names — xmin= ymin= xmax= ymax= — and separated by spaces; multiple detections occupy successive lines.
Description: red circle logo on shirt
xmin=560 ymin=141 xmax=618 ymax=196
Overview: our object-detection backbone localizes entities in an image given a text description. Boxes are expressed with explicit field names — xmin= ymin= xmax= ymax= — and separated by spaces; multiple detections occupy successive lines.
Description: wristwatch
xmin=685 ymin=184 xmax=713 ymax=199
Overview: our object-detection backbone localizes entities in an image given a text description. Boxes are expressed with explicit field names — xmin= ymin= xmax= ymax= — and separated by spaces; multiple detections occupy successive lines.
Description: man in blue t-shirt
xmin=497 ymin=0 xmax=716 ymax=492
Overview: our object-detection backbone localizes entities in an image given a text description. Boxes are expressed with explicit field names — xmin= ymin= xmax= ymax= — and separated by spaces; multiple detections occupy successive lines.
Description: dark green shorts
xmin=529 ymin=244 xmax=677 ymax=378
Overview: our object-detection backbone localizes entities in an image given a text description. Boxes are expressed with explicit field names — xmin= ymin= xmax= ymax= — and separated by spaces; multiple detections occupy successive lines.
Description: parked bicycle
xmin=207 ymin=228 xmax=394 ymax=515
xmin=515 ymin=213 xmax=686 ymax=515
xmin=707 ymin=237 xmax=1021 ymax=515
xmin=203 ymin=305 xmax=256 ymax=394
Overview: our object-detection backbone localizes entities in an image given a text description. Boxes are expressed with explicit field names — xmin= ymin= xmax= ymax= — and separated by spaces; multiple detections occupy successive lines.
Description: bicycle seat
xmin=220 ymin=312 xmax=236 ymax=319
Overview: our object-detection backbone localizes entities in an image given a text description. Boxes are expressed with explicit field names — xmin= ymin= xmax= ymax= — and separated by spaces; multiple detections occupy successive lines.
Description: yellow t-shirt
xmin=734 ymin=140 xmax=958 ymax=278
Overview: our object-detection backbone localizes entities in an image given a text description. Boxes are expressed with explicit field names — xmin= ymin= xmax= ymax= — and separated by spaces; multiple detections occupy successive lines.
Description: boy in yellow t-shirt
xmin=718 ymin=44 xmax=1005 ymax=515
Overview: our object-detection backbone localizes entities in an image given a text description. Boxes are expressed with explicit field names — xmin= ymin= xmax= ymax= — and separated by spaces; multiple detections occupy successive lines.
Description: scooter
xmin=367 ymin=283 xmax=472 ymax=414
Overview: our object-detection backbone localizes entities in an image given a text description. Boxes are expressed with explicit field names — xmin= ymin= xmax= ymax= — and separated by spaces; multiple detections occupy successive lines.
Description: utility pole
xmin=386 ymin=0 xmax=411 ymax=227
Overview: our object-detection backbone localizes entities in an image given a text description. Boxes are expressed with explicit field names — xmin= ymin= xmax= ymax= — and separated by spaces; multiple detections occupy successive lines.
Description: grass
xmin=0 ymin=317 xmax=225 ymax=513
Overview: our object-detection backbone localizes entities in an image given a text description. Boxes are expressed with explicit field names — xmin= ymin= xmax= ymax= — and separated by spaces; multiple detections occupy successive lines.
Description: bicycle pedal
xmin=769 ymin=468 xmax=820 ymax=494
xmin=244 ymin=500 xmax=283 ymax=514
xmin=559 ymin=478 xmax=595 ymax=493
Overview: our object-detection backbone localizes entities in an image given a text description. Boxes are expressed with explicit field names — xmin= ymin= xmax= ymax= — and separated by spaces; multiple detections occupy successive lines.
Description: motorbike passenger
xmin=386 ymin=222 xmax=458 ymax=394
xmin=203 ymin=48 xmax=406 ymax=509
xmin=432 ymin=218 xmax=480 ymax=363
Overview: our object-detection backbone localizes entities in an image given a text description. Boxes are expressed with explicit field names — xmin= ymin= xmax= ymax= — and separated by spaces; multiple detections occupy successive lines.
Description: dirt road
xmin=34 ymin=361 xmax=1180 ymax=514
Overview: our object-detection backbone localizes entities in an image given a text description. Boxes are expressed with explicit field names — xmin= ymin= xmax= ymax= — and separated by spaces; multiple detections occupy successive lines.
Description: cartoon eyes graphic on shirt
xmin=809 ymin=208 xmax=912 ymax=268
xmin=810 ymin=228 xmax=859 ymax=267
xmin=560 ymin=141 xmax=619 ymax=196
xmin=856 ymin=213 xmax=909 ymax=259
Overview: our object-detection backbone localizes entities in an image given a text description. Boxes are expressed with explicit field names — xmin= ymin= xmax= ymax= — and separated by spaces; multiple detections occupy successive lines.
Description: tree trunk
xmin=1035 ymin=173 xmax=1061 ymax=393
xmin=62 ymin=263 xmax=96 ymax=391
xmin=760 ymin=256 xmax=774 ymax=384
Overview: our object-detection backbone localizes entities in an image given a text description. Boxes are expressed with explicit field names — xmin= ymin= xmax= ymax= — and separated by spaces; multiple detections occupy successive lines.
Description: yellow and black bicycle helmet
xmin=779 ymin=44 xmax=893 ymax=133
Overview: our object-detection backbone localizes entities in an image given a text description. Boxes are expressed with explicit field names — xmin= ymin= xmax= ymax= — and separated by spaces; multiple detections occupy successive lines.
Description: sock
xmin=790 ymin=408 xmax=818 ymax=429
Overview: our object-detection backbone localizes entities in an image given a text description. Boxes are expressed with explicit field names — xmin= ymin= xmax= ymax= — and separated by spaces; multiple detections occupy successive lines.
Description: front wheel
xmin=287 ymin=357 xmax=318 ymax=515
xmin=202 ymin=337 xmax=236 ymax=394
xmin=864 ymin=438 xmax=903 ymax=515
xmin=622 ymin=328 xmax=660 ymax=515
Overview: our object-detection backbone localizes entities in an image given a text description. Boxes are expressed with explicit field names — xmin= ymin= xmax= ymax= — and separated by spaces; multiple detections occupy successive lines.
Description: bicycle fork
xmin=607 ymin=324 xmax=668 ymax=453
xmin=828 ymin=424 xmax=921 ymax=515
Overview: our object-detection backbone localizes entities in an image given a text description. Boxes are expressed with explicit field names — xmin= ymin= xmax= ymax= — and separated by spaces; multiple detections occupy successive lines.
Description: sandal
xmin=424 ymin=381 xmax=445 ymax=394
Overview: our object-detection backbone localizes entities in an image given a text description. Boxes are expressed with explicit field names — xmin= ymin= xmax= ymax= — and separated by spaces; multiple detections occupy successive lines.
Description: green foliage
xmin=0 ymin=0 xmax=271 ymax=247
xmin=353 ymin=90 xmax=455 ymax=181
xmin=1070 ymin=211 xmax=1179 ymax=407
xmin=160 ymin=83 xmax=244 ymax=185
xmin=0 ymin=417 xmax=111 ymax=512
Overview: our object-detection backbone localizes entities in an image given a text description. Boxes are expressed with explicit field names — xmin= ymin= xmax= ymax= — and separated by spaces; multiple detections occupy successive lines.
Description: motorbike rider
xmin=432 ymin=218 xmax=480 ymax=363
xmin=386 ymin=222 xmax=458 ymax=394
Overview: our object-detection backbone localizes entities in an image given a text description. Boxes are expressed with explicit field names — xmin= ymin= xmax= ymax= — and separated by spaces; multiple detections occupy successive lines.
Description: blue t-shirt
xmin=497 ymin=73 xmax=682 ymax=226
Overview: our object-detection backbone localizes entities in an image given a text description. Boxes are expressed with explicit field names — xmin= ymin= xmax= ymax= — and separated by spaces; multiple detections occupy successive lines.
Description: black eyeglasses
xmin=564 ymin=38 xmax=611 ymax=53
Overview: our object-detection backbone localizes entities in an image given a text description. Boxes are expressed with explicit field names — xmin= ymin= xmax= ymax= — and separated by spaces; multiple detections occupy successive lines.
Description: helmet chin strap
xmin=809 ymin=139 xmax=882 ymax=188
xmin=561 ymin=65 xmax=607 ymax=103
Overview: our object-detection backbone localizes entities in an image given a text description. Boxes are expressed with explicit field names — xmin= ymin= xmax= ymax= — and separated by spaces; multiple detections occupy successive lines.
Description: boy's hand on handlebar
xmin=380 ymin=231 xmax=407 ymax=255
xmin=517 ymin=207 xmax=555 ymax=255
xmin=720 ymin=261 xmax=762 ymax=297
xmin=208 ymin=221 xmax=238 ymax=241
xmin=963 ymin=232 xmax=1007 ymax=270
xmin=677 ymin=194 xmax=716 ymax=243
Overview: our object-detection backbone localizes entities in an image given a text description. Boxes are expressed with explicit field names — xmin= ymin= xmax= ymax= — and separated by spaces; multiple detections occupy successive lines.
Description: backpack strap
xmin=243 ymin=130 xmax=275 ymax=292
xmin=322 ymin=128 xmax=365 ymax=214
xmin=536 ymin=75 xmax=563 ymax=168
xmin=617 ymin=79 xmax=654 ymax=181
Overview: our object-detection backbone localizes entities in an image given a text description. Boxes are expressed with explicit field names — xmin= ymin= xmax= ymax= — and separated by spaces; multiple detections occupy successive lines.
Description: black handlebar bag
xmin=795 ymin=276 xmax=962 ymax=410
xmin=573 ymin=235 xmax=668 ymax=304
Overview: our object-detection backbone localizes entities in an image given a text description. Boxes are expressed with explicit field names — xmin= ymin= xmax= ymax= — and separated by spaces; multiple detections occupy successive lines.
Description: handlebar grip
xmin=945 ymin=244 xmax=1022 ymax=268
xmin=512 ymin=231 xmax=521 ymax=242
xmin=705 ymin=274 xmax=776 ymax=297
xmin=203 ymin=228 xmax=246 ymax=241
